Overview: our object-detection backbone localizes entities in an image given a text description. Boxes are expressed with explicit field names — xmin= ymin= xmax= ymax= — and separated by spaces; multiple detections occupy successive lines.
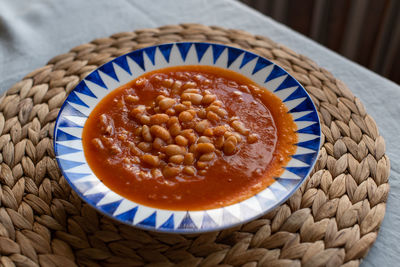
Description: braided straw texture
xmin=0 ymin=24 xmax=390 ymax=267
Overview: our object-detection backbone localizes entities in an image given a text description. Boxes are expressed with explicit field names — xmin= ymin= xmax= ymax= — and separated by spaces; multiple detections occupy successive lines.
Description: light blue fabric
xmin=0 ymin=0 xmax=399 ymax=265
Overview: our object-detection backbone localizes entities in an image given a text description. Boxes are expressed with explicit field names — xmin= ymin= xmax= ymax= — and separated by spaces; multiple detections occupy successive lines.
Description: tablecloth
xmin=0 ymin=0 xmax=399 ymax=266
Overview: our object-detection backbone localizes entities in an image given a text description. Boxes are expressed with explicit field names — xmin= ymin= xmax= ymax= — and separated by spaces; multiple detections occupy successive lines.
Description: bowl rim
xmin=53 ymin=41 xmax=321 ymax=233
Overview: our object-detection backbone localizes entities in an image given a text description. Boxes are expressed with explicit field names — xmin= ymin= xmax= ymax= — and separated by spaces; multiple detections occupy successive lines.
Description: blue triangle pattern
xmin=295 ymin=112 xmax=320 ymax=122
xmin=160 ymin=214 xmax=174 ymax=230
xmin=85 ymin=70 xmax=107 ymax=89
xmin=227 ymin=48 xmax=243 ymax=67
xmin=222 ymin=209 xmax=240 ymax=225
xmin=56 ymin=129 xmax=81 ymax=141
xmin=178 ymin=213 xmax=197 ymax=230
xmin=297 ymin=123 xmax=320 ymax=135
xmin=63 ymin=172 xmax=91 ymax=181
xmin=289 ymin=98 xmax=315 ymax=113
xmin=99 ymin=200 xmax=123 ymax=215
xmin=176 ymin=43 xmax=192 ymax=61
xmin=256 ymin=195 xmax=277 ymax=211
xmin=285 ymin=167 xmax=313 ymax=178
xmin=275 ymin=76 xmax=299 ymax=92
xmin=85 ymin=192 xmax=106 ymax=205
xmin=195 ymin=43 xmax=210 ymax=62
xmin=297 ymin=138 xmax=320 ymax=150
xmin=292 ymin=153 xmax=318 ymax=164
xmin=284 ymin=87 xmax=308 ymax=102
xmin=116 ymin=206 xmax=138 ymax=224
xmin=61 ymin=102 xmax=88 ymax=118
xmin=274 ymin=178 xmax=299 ymax=191
xmin=128 ymin=50 xmax=145 ymax=71
xmin=158 ymin=44 xmax=173 ymax=63
xmin=67 ymin=92 xmax=89 ymax=108
xmin=211 ymin=44 xmax=226 ymax=64
xmin=240 ymin=203 xmax=258 ymax=219
xmin=138 ymin=211 xmax=157 ymax=227
xmin=240 ymin=52 xmax=257 ymax=68
xmin=74 ymin=81 xmax=97 ymax=98
xmin=201 ymin=212 xmax=218 ymax=229
xmin=252 ymin=57 xmax=272 ymax=74
xmin=144 ymin=46 xmax=156 ymax=65
xmin=269 ymin=182 xmax=287 ymax=196
xmin=71 ymin=181 xmax=98 ymax=194
xmin=113 ymin=55 xmax=131 ymax=75
xmin=57 ymin=158 xmax=85 ymax=170
xmin=265 ymin=65 xmax=287 ymax=83
xmin=57 ymin=116 xmax=84 ymax=128
xmin=55 ymin=143 xmax=81 ymax=155
xmin=99 ymin=62 xmax=119 ymax=82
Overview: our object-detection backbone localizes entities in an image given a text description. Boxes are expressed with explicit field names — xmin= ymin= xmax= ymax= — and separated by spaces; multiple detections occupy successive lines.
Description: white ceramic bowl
xmin=54 ymin=42 xmax=321 ymax=233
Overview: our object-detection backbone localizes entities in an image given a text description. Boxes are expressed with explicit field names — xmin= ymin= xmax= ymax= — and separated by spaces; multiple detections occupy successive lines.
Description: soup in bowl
xmin=54 ymin=42 xmax=321 ymax=233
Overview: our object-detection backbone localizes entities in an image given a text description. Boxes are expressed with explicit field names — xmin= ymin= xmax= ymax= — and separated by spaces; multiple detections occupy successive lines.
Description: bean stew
xmin=82 ymin=65 xmax=297 ymax=210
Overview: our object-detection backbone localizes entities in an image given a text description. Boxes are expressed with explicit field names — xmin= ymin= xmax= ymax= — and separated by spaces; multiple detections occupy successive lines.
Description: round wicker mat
xmin=0 ymin=24 xmax=390 ymax=267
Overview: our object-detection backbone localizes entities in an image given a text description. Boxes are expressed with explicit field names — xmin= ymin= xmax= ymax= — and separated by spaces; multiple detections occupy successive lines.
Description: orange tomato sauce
xmin=82 ymin=66 xmax=297 ymax=210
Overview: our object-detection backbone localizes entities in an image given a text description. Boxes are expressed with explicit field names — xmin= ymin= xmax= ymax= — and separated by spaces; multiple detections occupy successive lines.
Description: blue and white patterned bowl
xmin=54 ymin=42 xmax=321 ymax=233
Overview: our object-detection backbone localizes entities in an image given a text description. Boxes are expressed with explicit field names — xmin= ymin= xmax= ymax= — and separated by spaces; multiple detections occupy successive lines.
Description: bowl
xmin=54 ymin=42 xmax=321 ymax=233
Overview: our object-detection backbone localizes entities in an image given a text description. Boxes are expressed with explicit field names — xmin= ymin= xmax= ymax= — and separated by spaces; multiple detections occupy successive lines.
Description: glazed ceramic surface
xmin=54 ymin=42 xmax=321 ymax=233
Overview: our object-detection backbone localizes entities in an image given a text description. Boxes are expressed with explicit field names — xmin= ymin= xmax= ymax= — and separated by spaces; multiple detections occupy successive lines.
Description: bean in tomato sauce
xmin=82 ymin=65 xmax=297 ymax=210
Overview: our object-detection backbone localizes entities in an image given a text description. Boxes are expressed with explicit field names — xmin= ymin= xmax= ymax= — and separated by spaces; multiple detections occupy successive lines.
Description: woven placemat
xmin=0 ymin=24 xmax=390 ymax=267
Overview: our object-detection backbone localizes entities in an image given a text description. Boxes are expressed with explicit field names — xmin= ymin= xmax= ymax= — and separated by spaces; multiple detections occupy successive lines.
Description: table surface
xmin=0 ymin=0 xmax=399 ymax=266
